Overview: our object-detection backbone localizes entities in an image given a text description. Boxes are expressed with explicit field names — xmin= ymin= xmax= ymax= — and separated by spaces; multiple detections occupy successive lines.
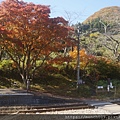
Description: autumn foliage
xmin=0 ymin=0 xmax=73 ymax=84
xmin=69 ymin=46 xmax=120 ymax=81
xmin=69 ymin=47 xmax=97 ymax=69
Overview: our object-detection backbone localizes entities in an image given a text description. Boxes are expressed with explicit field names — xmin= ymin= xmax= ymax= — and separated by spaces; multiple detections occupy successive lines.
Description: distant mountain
xmin=81 ymin=6 xmax=120 ymax=61
xmin=83 ymin=6 xmax=120 ymax=24
xmin=82 ymin=6 xmax=120 ymax=33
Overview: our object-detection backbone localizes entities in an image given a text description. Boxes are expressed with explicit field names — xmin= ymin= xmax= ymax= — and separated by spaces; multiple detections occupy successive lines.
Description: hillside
xmin=84 ymin=6 xmax=120 ymax=24
xmin=79 ymin=6 xmax=120 ymax=62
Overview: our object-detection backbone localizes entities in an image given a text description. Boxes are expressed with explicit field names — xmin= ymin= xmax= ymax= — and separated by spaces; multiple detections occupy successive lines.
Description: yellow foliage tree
xmin=69 ymin=47 xmax=88 ymax=69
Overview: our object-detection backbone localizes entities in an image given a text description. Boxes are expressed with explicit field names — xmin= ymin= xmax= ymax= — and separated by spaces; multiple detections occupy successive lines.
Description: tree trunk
xmin=20 ymin=73 xmax=27 ymax=86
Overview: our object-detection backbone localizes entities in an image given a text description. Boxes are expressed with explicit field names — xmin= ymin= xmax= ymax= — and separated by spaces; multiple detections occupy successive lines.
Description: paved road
xmin=98 ymin=104 xmax=120 ymax=114
xmin=84 ymin=99 xmax=120 ymax=114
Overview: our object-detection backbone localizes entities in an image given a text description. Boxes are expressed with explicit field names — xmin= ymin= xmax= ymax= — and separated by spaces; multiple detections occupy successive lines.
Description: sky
xmin=1 ymin=0 xmax=120 ymax=24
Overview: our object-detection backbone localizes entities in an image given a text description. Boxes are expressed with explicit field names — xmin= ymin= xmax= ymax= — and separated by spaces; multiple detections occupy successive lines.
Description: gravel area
xmin=40 ymin=108 xmax=111 ymax=114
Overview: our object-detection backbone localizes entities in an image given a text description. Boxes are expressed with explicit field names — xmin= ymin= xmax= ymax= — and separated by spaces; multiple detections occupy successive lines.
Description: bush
xmin=0 ymin=60 xmax=13 ymax=71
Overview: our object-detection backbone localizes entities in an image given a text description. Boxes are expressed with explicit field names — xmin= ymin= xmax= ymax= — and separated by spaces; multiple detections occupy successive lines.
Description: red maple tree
xmin=0 ymin=0 xmax=73 ymax=85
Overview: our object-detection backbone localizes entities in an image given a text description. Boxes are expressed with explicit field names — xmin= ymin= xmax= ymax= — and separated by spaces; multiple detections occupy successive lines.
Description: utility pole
xmin=75 ymin=23 xmax=82 ymax=88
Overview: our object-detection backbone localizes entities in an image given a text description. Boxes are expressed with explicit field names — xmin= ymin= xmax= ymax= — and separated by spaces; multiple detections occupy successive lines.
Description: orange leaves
xmin=69 ymin=47 xmax=87 ymax=60
xmin=0 ymin=0 xmax=77 ymax=84
xmin=69 ymin=47 xmax=97 ymax=69
xmin=0 ymin=26 xmax=6 ymax=36
xmin=0 ymin=26 xmax=5 ymax=31
xmin=0 ymin=0 xmax=74 ymax=77
xmin=69 ymin=47 xmax=77 ymax=59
